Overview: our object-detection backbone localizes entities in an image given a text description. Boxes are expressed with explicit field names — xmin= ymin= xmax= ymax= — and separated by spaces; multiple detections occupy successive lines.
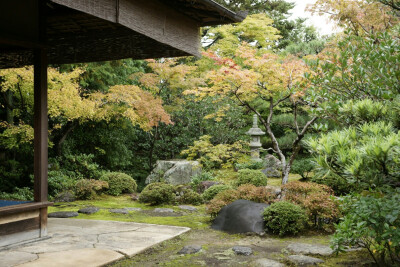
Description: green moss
xmin=50 ymin=195 xmax=210 ymax=229
xmin=268 ymin=173 xmax=301 ymax=186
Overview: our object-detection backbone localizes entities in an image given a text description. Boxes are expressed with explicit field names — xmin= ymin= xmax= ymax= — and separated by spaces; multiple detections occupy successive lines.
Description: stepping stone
xmin=109 ymin=208 xmax=129 ymax=214
xmin=250 ymin=258 xmax=285 ymax=267
xmin=78 ymin=207 xmax=99 ymax=215
xmin=48 ymin=211 xmax=79 ymax=218
xmin=287 ymin=255 xmax=324 ymax=266
xmin=154 ymin=208 xmax=174 ymax=213
xmin=178 ymin=245 xmax=202 ymax=255
xmin=287 ymin=243 xmax=333 ymax=256
xmin=232 ymin=246 xmax=253 ymax=256
xmin=177 ymin=205 xmax=197 ymax=211
xmin=126 ymin=207 xmax=142 ymax=212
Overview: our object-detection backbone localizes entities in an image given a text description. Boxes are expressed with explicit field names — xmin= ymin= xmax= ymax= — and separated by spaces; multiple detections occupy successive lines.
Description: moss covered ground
xmin=50 ymin=194 xmax=372 ymax=266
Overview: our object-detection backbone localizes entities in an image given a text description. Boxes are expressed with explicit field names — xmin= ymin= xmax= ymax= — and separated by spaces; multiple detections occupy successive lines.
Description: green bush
xmin=263 ymin=201 xmax=307 ymax=236
xmin=100 ymin=172 xmax=137 ymax=196
xmin=235 ymin=160 xmax=264 ymax=170
xmin=290 ymin=158 xmax=314 ymax=180
xmin=190 ymin=172 xmax=215 ymax=191
xmin=0 ymin=187 xmax=33 ymax=201
xmin=62 ymin=153 xmax=102 ymax=179
xmin=332 ymin=190 xmax=400 ymax=266
xmin=235 ymin=169 xmax=267 ymax=187
xmin=202 ymin=184 xmax=231 ymax=201
xmin=139 ymin=182 xmax=175 ymax=205
xmin=75 ymin=179 xmax=109 ymax=200
xmin=48 ymin=170 xmax=76 ymax=197
xmin=178 ymin=189 xmax=203 ymax=205
xmin=311 ymin=175 xmax=355 ymax=196
xmin=282 ymin=181 xmax=339 ymax=229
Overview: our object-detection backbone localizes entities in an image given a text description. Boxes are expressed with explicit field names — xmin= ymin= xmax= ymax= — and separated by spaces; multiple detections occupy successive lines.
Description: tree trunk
xmin=282 ymin=163 xmax=291 ymax=185
xmin=6 ymin=90 xmax=13 ymax=124
xmin=55 ymin=122 xmax=76 ymax=156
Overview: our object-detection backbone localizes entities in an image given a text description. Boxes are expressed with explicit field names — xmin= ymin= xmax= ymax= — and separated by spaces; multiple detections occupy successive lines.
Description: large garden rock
xmin=287 ymin=243 xmax=333 ymax=256
xmin=287 ymin=255 xmax=324 ymax=266
xmin=145 ymin=160 xmax=201 ymax=185
xmin=211 ymin=199 xmax=269 ymax=234
xmin=263 ymin=154 xmax=282 ymax=170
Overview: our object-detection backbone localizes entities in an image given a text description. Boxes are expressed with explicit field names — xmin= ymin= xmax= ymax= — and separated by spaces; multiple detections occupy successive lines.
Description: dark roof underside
xmin=0 ymin=0 xmax=245 ymax=69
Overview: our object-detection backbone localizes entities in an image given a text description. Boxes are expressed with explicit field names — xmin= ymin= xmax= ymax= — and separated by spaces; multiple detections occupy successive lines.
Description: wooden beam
xmin=34 ymin=48 xmax=49 ymax=238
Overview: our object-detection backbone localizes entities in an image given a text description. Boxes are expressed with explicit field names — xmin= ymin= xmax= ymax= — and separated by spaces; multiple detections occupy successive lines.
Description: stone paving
xmin=0 ymin=218 xmax=190 ymax=267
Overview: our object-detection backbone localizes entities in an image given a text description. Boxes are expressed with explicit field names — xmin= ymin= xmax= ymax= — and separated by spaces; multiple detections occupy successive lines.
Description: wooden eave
xmin=0 ymin=0 xmax=246 ymax=69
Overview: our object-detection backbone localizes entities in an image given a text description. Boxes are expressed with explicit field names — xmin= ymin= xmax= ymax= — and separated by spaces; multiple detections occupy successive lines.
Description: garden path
xmin=0 ymin=218 xmax=190 ymax=267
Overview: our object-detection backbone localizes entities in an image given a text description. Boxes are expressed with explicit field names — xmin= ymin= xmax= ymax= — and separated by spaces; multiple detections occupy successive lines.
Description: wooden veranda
xmin=0 ymin=0 xmax=245 ymax=247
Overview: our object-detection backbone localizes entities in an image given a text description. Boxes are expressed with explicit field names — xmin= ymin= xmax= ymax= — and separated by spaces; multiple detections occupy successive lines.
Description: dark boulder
xmin=211 ymin=199 xmax=269 ymax=234
xmin=78 ymin=207 xmax=99 ymax=215
xmin=48 ymin=211 xmax=79 ymax=218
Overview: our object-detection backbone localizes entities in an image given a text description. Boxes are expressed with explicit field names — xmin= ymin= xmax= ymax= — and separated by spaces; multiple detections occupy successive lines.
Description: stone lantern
xmin=246 ymin=114 xmax=265 ymax=161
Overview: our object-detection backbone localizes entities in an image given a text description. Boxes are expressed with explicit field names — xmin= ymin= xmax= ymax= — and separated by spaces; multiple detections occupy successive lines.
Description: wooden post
xmin=34 ymin=0 xmax=48 ymax=237
xmin=33 ymin=48 xmax=48 ymax=237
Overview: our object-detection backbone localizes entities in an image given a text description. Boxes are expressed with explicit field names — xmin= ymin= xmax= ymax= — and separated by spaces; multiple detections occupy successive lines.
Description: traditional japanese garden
xmin=1 ymin=0 xmax=399 ymax=266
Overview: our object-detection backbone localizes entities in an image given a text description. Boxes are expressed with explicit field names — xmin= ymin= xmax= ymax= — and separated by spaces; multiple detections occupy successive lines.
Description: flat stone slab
xmin=125 ymin=207 xmax=142 ymax=212
xmin=0 ymin=218 xmax=190 ymax=267
xmin=287 ymin=255 xmax=324 ymax=266
xmin=178 ymin=245 xmax=202 ymax=254
xmin=78 ymin=207 xmax=99 ymax=215
xmin=48 ymin=211 xmax=79 ymax=218
xmin=232 ymin=246 xmax=253 ymax=256
xmin=153 ymin=208 xmax=174 ymax=213
xmin=250 ymin=258 xmax=285 ymax=267
xmin=177 ymin=205 xmax=197 ymax=211
xmin=109 ymin=208 xmax=129 ymax=214
xmin=287 ymin=243 xmax=333 ymax=256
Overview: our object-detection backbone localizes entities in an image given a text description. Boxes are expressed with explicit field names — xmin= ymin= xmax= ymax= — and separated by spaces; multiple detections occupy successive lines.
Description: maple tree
xmin=0 ymin=67 xmax=171 ymax=156
xmin=186 ymin=44 xmax=318 ymax=184
xmin=307 ymin=0 xmax=399 ymax=35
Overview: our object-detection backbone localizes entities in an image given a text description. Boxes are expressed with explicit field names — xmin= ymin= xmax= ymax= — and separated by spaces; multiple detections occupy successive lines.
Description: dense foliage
xmin=100 ymin=172 xmax=137 ymax=196
xmin=263 ymin=201 xmax=307 ymax=236
xmin=138 ymin=183 xmax=176 ymax=205
xmin=234 ymin=169 xmax=268 ymax=187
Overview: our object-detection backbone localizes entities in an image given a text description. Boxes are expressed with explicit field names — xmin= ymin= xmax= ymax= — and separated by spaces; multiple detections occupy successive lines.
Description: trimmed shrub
xmin=206 ymin=189 xmax=239 ymax=217
xmin=290 ymin=158 xmax=314 ymax=180
xmin=282 ymin=181 xmax=339 ymax=227
xmin=100 ymin=172 xmax=137 ymax=196
xmin=236 ymin=184 xmax=276 ymax=204
xmin=235 ymin=161 xmax=264 ymax=170
xmin=75 ymin=179 xmax=109 ymax=200
xmin=139 ymin=182 xmax=175 ymax=205
xmin=263 ymin=201 xmax=307 ymax=236
xmin=202 ymin=184 xmax=232 ymax=201
xmin=178 ymin=189 xmax=203 ymax=205
xmin=235 ymin=169 xmax=267 ymax=187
